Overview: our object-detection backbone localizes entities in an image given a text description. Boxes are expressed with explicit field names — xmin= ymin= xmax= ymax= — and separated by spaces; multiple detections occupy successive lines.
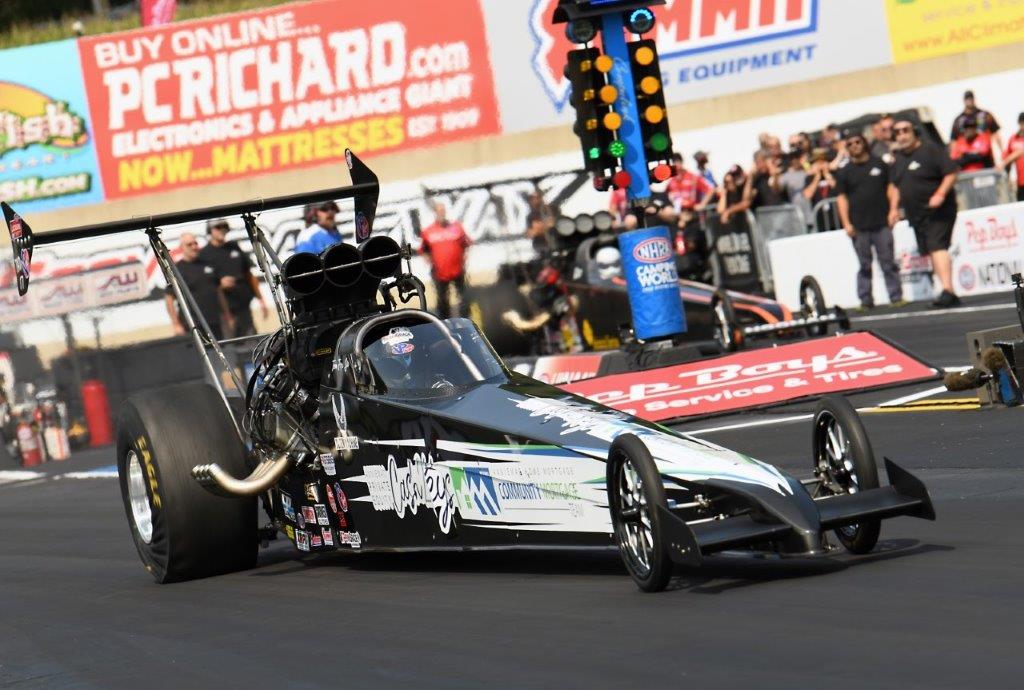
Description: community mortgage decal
xmin=0 ymin=40 xmax=105 ymax=210
xmin=77 ymin=0 xmax=500 ymax=199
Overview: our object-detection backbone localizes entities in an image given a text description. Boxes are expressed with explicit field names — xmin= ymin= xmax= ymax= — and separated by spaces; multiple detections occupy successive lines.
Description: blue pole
xmin=600 ymin=12 xmax=650 ymax=204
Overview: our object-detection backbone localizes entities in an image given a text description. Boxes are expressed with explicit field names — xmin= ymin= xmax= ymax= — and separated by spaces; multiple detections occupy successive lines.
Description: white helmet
xmin=594 ymin=246 xmax=622 ymax=281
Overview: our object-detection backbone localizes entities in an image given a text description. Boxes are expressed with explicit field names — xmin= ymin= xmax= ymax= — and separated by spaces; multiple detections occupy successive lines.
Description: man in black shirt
xmin=742 ymin=149 xmax=785 ymax=212
xmin=199 ymin=219 xmax=269 ymax=337
xmin=891 ymin=120 xmax=960 ymax=307
xmin=950 ymin=89 xmax=1003 ymax=158
xmin=165 ymin=232 xmax=231 ymax=339
xmin=836 ymin=132 xmax=903 ymax=309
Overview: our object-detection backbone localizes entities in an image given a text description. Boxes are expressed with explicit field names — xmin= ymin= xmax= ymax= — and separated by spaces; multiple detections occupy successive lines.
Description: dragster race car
xmin=3 ymin=152 xmax=935 ymax=592
xmin=469 ymin=213 xmax=849 ymax=357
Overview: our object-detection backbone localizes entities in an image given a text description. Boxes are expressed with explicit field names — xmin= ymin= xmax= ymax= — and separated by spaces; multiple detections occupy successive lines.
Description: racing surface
xmin=2 ymin=296 xmax=1021 ymax=688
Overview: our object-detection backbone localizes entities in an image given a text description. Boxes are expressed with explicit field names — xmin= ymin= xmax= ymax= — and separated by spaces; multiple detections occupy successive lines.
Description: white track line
xmin=852 ymin=302 xmax=1015 ymax=323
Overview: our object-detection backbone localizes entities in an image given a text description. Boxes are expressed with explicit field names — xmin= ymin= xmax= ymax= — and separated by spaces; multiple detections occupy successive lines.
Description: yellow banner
xmin=886 ymin=0 xmax=1024 ymax=63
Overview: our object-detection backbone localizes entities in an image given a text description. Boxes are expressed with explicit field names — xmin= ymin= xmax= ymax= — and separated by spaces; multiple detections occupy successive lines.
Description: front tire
xmin=811 ymin=396 xmax=881 ymax=553
xmin=711 ymin=290 xmax=743 ymax=351
xmin=608 ymin=434 xmax=673 ymax=592
xmin=799 ymin=276 xmax=828 ymax=336
xmin=117 ymin=383 xmax=257 ymax=583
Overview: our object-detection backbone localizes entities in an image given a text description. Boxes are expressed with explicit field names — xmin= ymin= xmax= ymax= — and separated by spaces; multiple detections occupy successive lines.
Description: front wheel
xmin=811 ymin=396 xmax=881 ymax=553
xmin=710 ymin=290 xmax=744 ymax=352
xmin=799 ymin=276 xmax=828 ymax=336
xmin=117 ymin=383 xmax=257 ymax=583
xmin=607 ymin=434 xmax=673 ymax=592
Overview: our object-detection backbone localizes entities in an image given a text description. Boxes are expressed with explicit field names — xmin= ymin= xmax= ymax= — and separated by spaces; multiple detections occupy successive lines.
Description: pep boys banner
xmin=564 ymin=332 xmax=938 ymax=421
xmin=77 ymin=0 xmax=499 ymax=199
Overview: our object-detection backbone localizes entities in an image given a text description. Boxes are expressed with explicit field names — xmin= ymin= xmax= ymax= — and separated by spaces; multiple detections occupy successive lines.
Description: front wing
xmin=658 ymin=458 xmax=935 ymax=567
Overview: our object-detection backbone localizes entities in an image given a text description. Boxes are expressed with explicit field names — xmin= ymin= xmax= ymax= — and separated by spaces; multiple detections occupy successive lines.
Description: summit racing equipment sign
xmin=78 ymin=0 xmax=499 ymax=199
xmin=564 ymin=332 xmax=937 ymax=421
xmin=490 ymin=0 xmax=892 ymax=133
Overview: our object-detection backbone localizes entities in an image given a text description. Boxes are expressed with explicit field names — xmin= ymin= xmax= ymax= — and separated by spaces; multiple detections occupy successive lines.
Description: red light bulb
xmin=653 ymin=164 xmax=672 ymax=182
xmin=612 ymin=170 xmax=632 ymax=188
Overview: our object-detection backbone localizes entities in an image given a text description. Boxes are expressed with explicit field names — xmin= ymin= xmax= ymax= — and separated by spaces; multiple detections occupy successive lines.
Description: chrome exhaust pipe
xmin=191 ymin=452 xmax=292 ymax=497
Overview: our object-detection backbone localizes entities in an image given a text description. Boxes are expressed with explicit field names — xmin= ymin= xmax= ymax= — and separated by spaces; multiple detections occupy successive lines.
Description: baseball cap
xmin=206 ymin=218 xmax=229 ymax=232
xmin=964 ymin=89 xmax=975 ymax=99
xmin=318 ymin=201 xmax=340 ymax=212
xmin=694 ymin=150 xmax=708 ymax=161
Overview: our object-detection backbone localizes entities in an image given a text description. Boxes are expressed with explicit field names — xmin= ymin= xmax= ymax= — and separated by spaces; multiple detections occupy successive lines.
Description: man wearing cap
xmin=951 ymin=90 xmax=1002 ymax=159
xmin=1002 ymin=112 xmax=1024 ymax=202
xmin=294 ymin=201 xmax=341 ymax=254
xmin=199 ymin=219 xmax=269 ymax=337
xmin=836 ymin=131 xmax=904 ymax=310
xmin=165 ymin=232 xmax=232 ymax=339
xmin=891 ymin=119 xmax=960 ymax=307
xmin=420 ymin=201 xmax=471 ymax=319
xmin=950 ymin=117 xmax=994 ymax=172
xmin=694 ymin=151 xmax=716 ymax=187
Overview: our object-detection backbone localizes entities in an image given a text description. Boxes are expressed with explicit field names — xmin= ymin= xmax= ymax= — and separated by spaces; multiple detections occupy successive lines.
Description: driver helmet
xmin=595 ymin=246 xmax=622 ymax=281
xmin=382 ymin=327 xmax=417 ymax=370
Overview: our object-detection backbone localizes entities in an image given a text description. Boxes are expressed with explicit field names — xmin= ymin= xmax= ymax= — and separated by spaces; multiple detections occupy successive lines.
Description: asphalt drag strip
xmin=1 ymin=295 xmax=1021 ymax=687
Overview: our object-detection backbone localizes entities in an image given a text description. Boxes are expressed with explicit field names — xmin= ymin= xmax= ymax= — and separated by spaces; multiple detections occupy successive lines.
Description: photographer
xmin=804 ymin=148 xmax=840 ymax=231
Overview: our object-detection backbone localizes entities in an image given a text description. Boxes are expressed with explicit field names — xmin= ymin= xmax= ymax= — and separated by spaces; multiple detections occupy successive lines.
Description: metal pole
xmin=147 ymin=228 xmax=244 ymax=441
xmin=241 ymin=213 xmax=289 ymax=328
xmin=90 ymin=0 xmax=110 ymax=17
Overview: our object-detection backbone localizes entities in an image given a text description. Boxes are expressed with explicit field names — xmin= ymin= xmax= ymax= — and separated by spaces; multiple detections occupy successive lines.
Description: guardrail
xmin=811 ymin=197 xmax=843 ymax=233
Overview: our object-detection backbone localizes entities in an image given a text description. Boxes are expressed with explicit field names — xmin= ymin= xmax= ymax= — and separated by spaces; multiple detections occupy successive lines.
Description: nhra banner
xmin=564 ymin=332 xmax=938 ymax=421
xmin=77 ymin=0 xmax=500 ymax=199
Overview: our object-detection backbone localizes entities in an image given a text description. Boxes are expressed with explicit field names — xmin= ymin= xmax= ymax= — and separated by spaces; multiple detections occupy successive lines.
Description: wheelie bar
xmin=656 ymin=458 xmax=935 ymax=567
xmin=740 ymin=307 xmax=851 ymax=338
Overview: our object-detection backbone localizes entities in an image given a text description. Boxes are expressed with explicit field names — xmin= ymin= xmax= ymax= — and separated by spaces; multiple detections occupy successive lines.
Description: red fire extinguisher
xmin=16 ymin=420 xmax=43 ymax=467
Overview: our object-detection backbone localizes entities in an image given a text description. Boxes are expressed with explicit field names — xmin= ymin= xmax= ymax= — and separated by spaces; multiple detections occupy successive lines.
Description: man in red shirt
xmin=419 ymin=201 xmax=471 ymax=319
xmin=666 ymin=152 xmax=713 ymax=211
xmin=1003 ymin=112 xmax=1024 ymax=202
xmin=950 ymin=117 xmax=994 ymax=172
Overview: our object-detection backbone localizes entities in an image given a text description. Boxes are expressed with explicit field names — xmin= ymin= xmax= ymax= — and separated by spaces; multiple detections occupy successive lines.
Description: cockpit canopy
xmin=356 ymin=317 xmax=507 ymax=398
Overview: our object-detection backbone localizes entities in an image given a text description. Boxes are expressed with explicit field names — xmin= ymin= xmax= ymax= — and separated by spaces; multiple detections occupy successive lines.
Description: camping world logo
xmin=633 ymin=237 xmax=672 ymax=263
xmin=529 ymin=0 xmax=818 ymax=110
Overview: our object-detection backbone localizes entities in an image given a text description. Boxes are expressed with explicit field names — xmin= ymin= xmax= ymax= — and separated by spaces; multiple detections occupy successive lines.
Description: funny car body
xmin=3 ymin=153 xmax=935 ymax=592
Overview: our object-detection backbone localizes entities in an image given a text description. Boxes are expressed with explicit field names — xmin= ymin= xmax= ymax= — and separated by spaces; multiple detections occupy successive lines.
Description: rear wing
xmin=2 ymin=148 xmax=379 ymax=296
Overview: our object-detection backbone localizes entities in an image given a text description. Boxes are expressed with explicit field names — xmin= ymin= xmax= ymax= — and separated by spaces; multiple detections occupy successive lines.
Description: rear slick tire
xmin=117 ymin=383 xmax=257 ymax=583
xmin=811 ymin=395 xmax=881 ymax=554
xmin=608 ymin=434 xmax=673 ymax=592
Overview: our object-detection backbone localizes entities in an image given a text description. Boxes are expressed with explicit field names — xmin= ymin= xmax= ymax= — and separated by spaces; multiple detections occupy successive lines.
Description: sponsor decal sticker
xmin=315 ymin=504 xmax=331 ymax=526
xmin=322 ymin=528 xmax=334 ymax=546
xmin=296 ymin=529 xmax=310 ymax=552
xmin=281 ymin=491 xmax=296 ymax=522
xmin=302 ymin=506 xmax=317 ymax=525
xmin=304 ymin=483 xmax=319 ymax=502
xmin=311 ymin=534 xmax=323 ymax=547
xmin=334 ymin=482 xmax=349 ymax=512
xmin=632 ymin=237 xmax=673 ymax=264
xmin=339 ymin=531 xmax=362 ymax=548
xmin=334 ymin=434 xmax=360 ymax=452
xmin=285 ymin=525 xmax=295 ymax=540
xmin=354 ymin=451 xmax=455 ymax=533
xmin=325 ymin=484 xmax=338 ymax=513
xmin=320 ymin=454 xmax=337 ymax=476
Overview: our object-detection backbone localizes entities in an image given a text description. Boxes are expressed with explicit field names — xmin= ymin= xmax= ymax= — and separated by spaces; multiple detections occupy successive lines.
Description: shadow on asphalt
xmin=247 ymin=537 xmax=953 ymax=591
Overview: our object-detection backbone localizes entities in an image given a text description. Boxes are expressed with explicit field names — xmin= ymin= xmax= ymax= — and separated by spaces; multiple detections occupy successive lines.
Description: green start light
xmin=608 ymin=140 xmax=627 ymax=157
xmin=587 ymin=146 xmax=601 ymax=160
xmin=650 ymin=132 xmax=670 ymax=152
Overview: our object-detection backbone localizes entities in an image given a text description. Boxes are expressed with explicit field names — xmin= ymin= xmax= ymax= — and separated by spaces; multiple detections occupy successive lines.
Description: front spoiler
xmin=741 ymin=307 xmax=850 ymax=339
xmin=657 ymin=458 xmax=935 ymax=567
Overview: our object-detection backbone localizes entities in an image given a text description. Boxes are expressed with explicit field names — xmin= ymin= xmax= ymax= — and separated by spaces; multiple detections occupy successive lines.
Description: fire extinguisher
xmin=16 ymin=419 xmax=43 ymax=467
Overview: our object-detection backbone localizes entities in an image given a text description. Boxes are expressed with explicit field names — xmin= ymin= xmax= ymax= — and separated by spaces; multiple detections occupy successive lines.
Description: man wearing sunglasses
xmin=164 ymin=232 xmax=232 ymax=340
xmin=890 ymin=120 xmax=960 ymax=307
xmin=836 ymin=132 xmax=904 ymax=310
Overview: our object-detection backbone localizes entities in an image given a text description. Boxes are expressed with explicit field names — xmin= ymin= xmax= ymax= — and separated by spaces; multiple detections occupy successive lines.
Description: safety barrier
xmin=955 ymin=168 xmax=1013 ymax=211
xmin=811 ymin=197 xmax=843 ymax=233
